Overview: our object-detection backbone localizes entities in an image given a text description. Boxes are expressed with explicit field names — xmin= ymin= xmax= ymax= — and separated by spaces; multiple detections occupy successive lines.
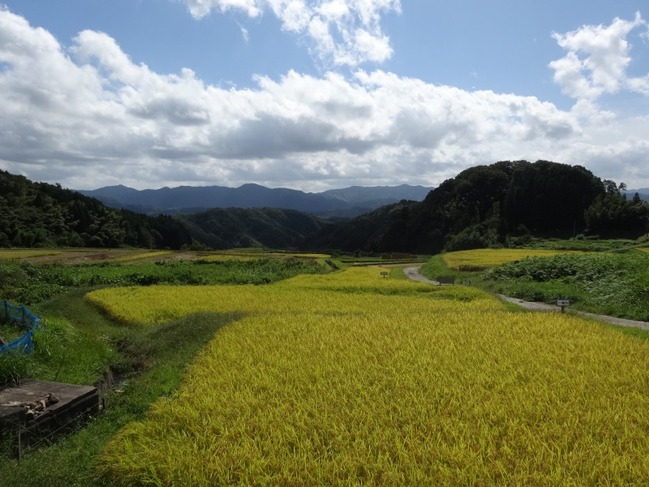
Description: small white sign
xmin=556 ymin=299 xmax=570 ymax=307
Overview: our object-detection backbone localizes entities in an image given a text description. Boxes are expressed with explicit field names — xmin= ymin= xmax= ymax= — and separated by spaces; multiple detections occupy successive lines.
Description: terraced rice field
xmin=0 ymin=249 xmax=61 ymax=260
xmin=88 ymin=267 xmax=649 ymax=485
xmin=442 ymin=248 xmax=577 ymax=271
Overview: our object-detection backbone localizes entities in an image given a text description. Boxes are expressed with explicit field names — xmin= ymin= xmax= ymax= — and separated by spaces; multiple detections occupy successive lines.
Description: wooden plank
xmin=0 ymin=380 xmax=97 ymax=422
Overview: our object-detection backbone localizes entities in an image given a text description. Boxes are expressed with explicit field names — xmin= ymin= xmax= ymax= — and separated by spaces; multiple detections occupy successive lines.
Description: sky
xmin=1 ymin=1 xmax=649 ymax=191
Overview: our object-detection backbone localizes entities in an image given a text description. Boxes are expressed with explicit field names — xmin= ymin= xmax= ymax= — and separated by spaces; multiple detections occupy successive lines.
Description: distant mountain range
xmin=3 ymin=162 xmax=647 ymax=253
xmin=78 ymin=183 xmax=433 ymax=217
xmin=627 ymin=189 xmax=649 ymax=202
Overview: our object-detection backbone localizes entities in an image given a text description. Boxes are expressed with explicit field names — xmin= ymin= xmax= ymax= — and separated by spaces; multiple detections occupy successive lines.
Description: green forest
xmin=2 ymin=160 xmax=648 ymax=253
xmin=0 ymin=171 xmax=191 ymax=249
xmin=307 ymin=160 xmax=649 ymax=253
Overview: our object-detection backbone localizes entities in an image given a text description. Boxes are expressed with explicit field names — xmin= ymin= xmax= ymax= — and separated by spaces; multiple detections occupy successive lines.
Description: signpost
xmin=380 ymin=271 xmax=389 ymax=278
xmin=556 ymin=299 xmax=570 ymax=313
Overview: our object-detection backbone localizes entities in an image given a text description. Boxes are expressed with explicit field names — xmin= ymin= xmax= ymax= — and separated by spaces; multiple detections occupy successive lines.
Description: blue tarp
xmin=1 ymin=300 xmax=40 ymax=355
xmin=0 ymin=330 xmax=33 ymax=354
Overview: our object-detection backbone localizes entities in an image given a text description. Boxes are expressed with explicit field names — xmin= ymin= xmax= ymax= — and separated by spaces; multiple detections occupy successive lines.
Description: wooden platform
xmin=0 ymin=380 xmax=100 ymax=455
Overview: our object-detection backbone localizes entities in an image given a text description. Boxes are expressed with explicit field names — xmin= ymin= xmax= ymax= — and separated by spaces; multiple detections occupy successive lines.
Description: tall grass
xmin=482 ymin=252 xmax=649 ymax=320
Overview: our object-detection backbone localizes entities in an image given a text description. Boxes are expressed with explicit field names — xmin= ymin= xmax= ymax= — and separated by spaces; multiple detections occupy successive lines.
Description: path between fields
xmin=403 ymin=266 xmax=649 ymax=332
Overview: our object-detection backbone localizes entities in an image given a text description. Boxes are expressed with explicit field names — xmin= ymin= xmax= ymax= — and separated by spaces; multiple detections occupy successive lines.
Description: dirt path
xmin=404 ymin=266 xmax=649 ymax=332
xmin=403 ymin=266 xmax=440 ymax=285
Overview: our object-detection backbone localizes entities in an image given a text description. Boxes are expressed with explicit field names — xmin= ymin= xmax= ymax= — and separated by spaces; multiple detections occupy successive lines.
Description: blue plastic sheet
xmin=0 ymin=330 xmax=33 ymax=354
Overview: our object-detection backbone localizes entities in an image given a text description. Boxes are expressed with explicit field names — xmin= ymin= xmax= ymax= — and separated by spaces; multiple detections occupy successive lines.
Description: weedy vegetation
xmin=481 ymin=251 xmax=649 ymax=320
xmin=0 ymin=256 xmax=327 ymax=305
xmin=423 ymin=247 xmax=649 ymax=321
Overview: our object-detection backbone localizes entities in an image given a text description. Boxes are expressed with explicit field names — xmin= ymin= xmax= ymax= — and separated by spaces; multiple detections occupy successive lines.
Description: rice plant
xmin=90 ymin=268 xmax=649 ymax=485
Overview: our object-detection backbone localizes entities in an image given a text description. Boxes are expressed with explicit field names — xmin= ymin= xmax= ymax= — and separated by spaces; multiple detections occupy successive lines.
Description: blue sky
xmin=1 ymin=1 xmax=649 ymax=191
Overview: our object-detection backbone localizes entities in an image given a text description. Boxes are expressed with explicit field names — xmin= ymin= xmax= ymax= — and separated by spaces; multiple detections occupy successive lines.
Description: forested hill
xmin=0 ymin=170 xmax=192 ymax=249
xmin=307 ymin=160 xmax=649 ymax=254
xmin=3 ymin=161 xmax=648 ymax=253
xmin=178 ymin=208 xmax=327 ymax=249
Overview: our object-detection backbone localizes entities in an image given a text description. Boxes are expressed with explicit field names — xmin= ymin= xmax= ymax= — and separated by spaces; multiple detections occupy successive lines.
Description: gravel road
xmin=404 ymin=266 xmax=649 ymax=332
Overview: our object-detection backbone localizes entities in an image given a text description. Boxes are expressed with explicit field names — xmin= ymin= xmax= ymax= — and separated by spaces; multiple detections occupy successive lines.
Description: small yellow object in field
xmin=443 ymin=248 xmax=576 ymax=270
xmin=92 ymin=267 xmax=649 ymax=485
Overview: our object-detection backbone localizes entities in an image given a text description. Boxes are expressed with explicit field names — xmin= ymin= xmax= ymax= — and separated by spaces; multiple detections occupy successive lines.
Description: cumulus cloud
xmin=180 ymin=0 xmax=400 ymax=67
xmin=1 ymin=8 xmax=649 ymax=191
xmin=549 ymin=12 xmax=649 ymax=100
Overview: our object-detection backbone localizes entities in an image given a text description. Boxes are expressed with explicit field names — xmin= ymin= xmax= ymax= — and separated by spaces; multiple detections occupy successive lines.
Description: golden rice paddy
xmin=442 ymin=248 xmax=576 ymax=270
xmin=89 ymin=267 xmax=649 ymax=485
xmin=0 ymin=249 xmax=62 ymax=259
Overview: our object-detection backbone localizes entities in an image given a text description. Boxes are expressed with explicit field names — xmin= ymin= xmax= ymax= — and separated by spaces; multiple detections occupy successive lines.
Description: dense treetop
xmin=306 ymin=160 xmax=649 ymax=253
xmin=0 ymin=170 xmax=191 ymax=249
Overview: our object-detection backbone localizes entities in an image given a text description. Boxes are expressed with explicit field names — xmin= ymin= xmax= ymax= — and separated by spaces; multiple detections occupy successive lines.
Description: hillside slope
xmin=308 ymin=160 xmax=649 ymax=253
xmin=0 ymin=170 xmax=192 ymax=249
xmin=178 ymin=207 xmax=328 ymax=249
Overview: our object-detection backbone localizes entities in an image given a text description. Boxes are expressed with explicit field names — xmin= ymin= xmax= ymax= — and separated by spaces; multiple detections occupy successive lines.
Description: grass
xmin=0 ymin=289 xmax=237 ymax=487
xmin=420 ymin=253 xmax=455 ymax=279
xmin=0 ymin=256 xmax=327 ymax=305
xmin=421 ymin=248 xmax=649 ymax=322
xmin=481 ymin=252 xmax=649 ymax=321
xmin=523 ymin=237 xmax=638 ymax=252
xmin=0 ymin=321 xmax=23 ymax=344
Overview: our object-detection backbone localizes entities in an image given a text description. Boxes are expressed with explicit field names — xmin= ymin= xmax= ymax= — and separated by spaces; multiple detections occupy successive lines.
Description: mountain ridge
xmin=78 ymin=183 xmax=433 ymax=217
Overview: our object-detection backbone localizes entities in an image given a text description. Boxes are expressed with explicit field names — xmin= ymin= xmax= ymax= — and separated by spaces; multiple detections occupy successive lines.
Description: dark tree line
xmin=0 ymin=170 xmax=192 ymax=249
xmin=305 ymin=160 xmax=649 ymax=253
xmin=3 ymin=161 xmax=647 ymax=254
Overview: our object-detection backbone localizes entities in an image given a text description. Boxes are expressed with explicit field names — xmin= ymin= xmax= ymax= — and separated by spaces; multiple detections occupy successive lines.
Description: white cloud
xmin=2 ymin=8 xmax=649 ymax=191
xmin=180 ymin=0 xmax=400 ymax=67
xmin=183 ymin=0 xmax=262 ymax=19
xmin=239 ymin=24 xmax=250 ymax=42
xmin=549 ymin=12 xmax=649 ymax=100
